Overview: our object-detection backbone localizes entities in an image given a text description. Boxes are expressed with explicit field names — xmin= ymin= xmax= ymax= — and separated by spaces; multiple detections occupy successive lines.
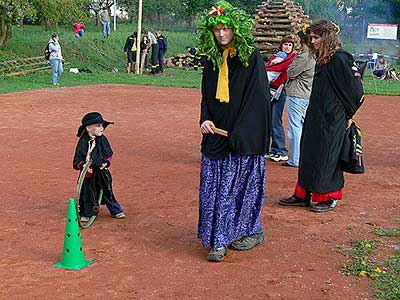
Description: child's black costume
xmin=73 ymin=112 xmax=124 ymax=218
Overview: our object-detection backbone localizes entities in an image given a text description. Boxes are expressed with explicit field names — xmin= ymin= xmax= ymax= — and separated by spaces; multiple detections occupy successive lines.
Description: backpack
xmin=44 ymin=42 xmax=54 ymax=60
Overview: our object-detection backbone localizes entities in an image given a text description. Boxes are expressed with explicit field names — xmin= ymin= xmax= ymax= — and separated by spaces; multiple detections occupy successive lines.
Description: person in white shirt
xmin=48 ymin=33 xmax=63 ymax=85
xmin=143 ymin=29 xmax=159 ymax=74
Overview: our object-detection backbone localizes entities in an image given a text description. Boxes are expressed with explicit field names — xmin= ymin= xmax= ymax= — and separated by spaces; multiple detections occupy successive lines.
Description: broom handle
xmin=213 ymin=127 xmax=228 ymax=137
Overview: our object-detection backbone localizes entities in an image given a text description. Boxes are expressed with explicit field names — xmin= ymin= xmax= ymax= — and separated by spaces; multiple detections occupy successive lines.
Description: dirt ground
xmin=0 ymin=85 xmax=399 ymax=300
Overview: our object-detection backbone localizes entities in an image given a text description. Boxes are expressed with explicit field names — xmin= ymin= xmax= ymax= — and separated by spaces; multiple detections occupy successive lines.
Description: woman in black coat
xmin=279 ymin=20 xmax=364 ymax=212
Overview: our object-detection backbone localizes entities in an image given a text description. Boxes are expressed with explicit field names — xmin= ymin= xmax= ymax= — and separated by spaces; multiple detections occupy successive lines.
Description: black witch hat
xmin=76 ymin=112 xmax=113 ymax=137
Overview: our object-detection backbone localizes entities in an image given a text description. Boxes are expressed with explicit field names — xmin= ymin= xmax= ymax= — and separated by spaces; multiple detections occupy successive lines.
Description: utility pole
xmin=362 ymin=16 xmax=365 ymax=44
xmin=135 ymin=0 xmax=143 ymax=74
xmin=113 ymin=0 xmax=117 ymax=31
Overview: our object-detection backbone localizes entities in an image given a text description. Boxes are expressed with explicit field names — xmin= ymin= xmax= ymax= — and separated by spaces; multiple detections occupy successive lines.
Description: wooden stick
xmin=213 ymin=127 xmax=228 ymax=137
xmin=135 ymin=0 xmax=143 ymax=74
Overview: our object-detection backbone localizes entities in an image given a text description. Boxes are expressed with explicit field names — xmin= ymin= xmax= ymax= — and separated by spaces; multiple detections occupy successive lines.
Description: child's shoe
xmin=113 ymin=212 xmax=126 ymax=219
xmin=80 ymin=216 xmax=90 ymax=222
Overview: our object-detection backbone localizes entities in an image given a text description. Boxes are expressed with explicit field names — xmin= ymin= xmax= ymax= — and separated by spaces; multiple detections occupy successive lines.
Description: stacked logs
xmin=164 ymin=54 xmax=202 ymax=70
xmin=254 ymin=0 xmax=310 ymax=57
xmin=165 ymin=54 xmax=192 ymax=68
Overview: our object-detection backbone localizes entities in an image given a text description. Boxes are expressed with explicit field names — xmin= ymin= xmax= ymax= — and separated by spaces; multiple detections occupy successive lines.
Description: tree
xmin=0 ymin=0 xmax=35 ymax=47
xmin=87 ymin=0 xmax=114 ymax=25
xmin=31 ymin=0 xmax=91 ymax=29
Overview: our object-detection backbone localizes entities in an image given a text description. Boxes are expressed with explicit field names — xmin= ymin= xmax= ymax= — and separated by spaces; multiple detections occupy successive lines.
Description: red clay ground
xmin=0 ymin=84 xmax=399 ymax=300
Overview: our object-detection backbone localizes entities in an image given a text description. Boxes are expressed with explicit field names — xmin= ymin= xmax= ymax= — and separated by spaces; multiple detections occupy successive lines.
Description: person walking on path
xmin=198 ymin=1 xmax=271 ymax=262
xmin=48 ymin=33 xmax=63 ymax=85
xmin=266 ymin=36 xmax=297 ymax=162
xmin=283 ymin=30 xmax=316 ymax=167
xmin=73 ymin=112 xmax=126 ymax=221
xmin=278 ymin=20 xmax=364 ymax=212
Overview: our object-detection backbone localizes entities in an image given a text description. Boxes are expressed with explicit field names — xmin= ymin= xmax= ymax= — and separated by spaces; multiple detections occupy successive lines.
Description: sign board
xmin=367 ymin=23 xmax=398 ymax=40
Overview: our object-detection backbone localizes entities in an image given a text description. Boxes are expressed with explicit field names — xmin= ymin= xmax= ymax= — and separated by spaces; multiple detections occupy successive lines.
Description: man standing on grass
xmin=99 ymin=8 xmax=110 ymax=38
xmin=156 ymin=30 xmax=168 ymax=73
xmin=143 ymin=29 xmax=159 ymax=75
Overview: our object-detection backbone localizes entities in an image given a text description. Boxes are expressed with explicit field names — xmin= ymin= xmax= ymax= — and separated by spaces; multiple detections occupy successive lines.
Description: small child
xmin=267 ymin=51 xmax=287 ymax=82
xmin=73 ymin=112 xmax=126 ymax=222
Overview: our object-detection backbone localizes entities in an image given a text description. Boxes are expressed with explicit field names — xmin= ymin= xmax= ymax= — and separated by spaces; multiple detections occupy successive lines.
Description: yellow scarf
xmin=216 ymin=47 xmax=236 ymax=103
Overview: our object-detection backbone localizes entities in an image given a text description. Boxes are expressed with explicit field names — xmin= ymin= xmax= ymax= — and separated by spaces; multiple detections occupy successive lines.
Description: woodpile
xmin=165 ymin=54 xmax=200 ymax=70
xmin=253 ymin=0 xmax=311 ymax=57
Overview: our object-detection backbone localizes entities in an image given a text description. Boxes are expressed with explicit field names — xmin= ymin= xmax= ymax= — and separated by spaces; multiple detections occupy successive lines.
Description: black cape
xmin=298 ymin=50 xmax=364 ymax=193
xmin=73 ymin=134 xmax=116 ymax=217
xmin=73 ymin=134 xmax=113 ymax=170
xmin=200 ymin=48 xmax=271 ymax=159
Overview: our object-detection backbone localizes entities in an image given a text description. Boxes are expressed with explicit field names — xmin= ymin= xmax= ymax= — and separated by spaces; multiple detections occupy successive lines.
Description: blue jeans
xmin=102 ymin=22 xmax=110 ymax=38
xmin=103 ymin=189 xmax=124 ymax=215
xmin=49 ymin=58 xmax=63 ymax=84
xmin=74 ymin=30 xmax=84 ymax=38
xmin=287 ymin=96 xmax=309 ymax=166
xmin=270 ymin=89 xmax=288 ymax=156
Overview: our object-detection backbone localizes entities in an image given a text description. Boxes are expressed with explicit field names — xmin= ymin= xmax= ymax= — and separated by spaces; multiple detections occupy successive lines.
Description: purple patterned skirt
xmin=198 ymin=153 xmax=266 ymax=249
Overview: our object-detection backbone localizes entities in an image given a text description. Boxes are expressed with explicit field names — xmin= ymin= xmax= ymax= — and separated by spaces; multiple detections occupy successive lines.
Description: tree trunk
xmin=0 ymin=14 xmax=12 ymax=48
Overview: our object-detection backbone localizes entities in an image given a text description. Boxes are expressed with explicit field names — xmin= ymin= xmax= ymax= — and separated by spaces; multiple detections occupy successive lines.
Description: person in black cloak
xmin=278 ymin=20 xmax=364 ymax=213
xmin=73 ymin=112 xmax=126 ymax=221
xmin=197 ymin=1 xmax=271 ymax=262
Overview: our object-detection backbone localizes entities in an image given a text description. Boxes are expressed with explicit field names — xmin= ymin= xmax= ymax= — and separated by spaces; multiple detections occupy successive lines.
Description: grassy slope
xmin=0 ymin=24 xmax=399 ymax=95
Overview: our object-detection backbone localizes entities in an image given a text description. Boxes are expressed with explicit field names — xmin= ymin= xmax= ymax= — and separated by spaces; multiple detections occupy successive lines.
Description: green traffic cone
xmin=53 ymin=198 xmax=93 ymax=270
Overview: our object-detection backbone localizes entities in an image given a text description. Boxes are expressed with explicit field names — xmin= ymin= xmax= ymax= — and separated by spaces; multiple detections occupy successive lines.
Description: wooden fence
xmin=0 ymin=56 xmax=52 ymax=77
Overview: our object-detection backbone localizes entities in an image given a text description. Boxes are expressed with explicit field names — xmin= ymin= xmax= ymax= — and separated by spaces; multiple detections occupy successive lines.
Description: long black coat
xmin=298 ymin=50 xmax=364 ymax=193
xmin=200 ymin=48 xmax=271 ymax=159
xmin=73 ymin=134 xmax=116 ymax=216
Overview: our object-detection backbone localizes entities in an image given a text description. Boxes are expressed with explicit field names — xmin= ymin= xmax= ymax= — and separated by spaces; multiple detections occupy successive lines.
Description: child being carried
xmin=267 ymin=51 xmax=287 ymax=83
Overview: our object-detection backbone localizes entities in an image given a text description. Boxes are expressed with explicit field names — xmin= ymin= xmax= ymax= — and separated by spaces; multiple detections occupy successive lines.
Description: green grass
xmin=1 ymin=24 xmax=196 ymax=71
xmin=362 ymin=71 xmax=400 ymax=96
xmin=0 ymin=24 xmax=202 ymax=94
xmin=373 ymin=227 xmax=400 ymax=237
xmin=339 ymin=230 xmax=400 ymax=300
xmin=0 ymin=68 xmax=202 ymax=94
xmin=372 ymin=252 xmax=400 ymax=300
xmin=1 ymin=24 xmax=400 ymax=95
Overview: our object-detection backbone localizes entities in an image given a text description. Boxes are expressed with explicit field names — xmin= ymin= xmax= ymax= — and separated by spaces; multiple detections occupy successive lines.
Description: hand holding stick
xmin=213 ymin=127 xmax=228 ymax=137
xmin=201 ymin=120 xmax=228 ymax=136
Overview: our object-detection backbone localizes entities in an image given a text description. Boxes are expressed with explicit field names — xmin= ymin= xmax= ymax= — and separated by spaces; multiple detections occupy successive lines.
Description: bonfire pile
xmin=254 ymin=0 xmax=310 ymax=57
xmin=165 ymin=54 xmax=196 ymax=69
xmin=165 ymin=0 xmax=312 ymax=68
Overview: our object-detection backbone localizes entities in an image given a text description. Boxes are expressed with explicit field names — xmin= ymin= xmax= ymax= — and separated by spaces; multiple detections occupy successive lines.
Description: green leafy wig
xmin=197 ymin=1 xmax=255 ymax=68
